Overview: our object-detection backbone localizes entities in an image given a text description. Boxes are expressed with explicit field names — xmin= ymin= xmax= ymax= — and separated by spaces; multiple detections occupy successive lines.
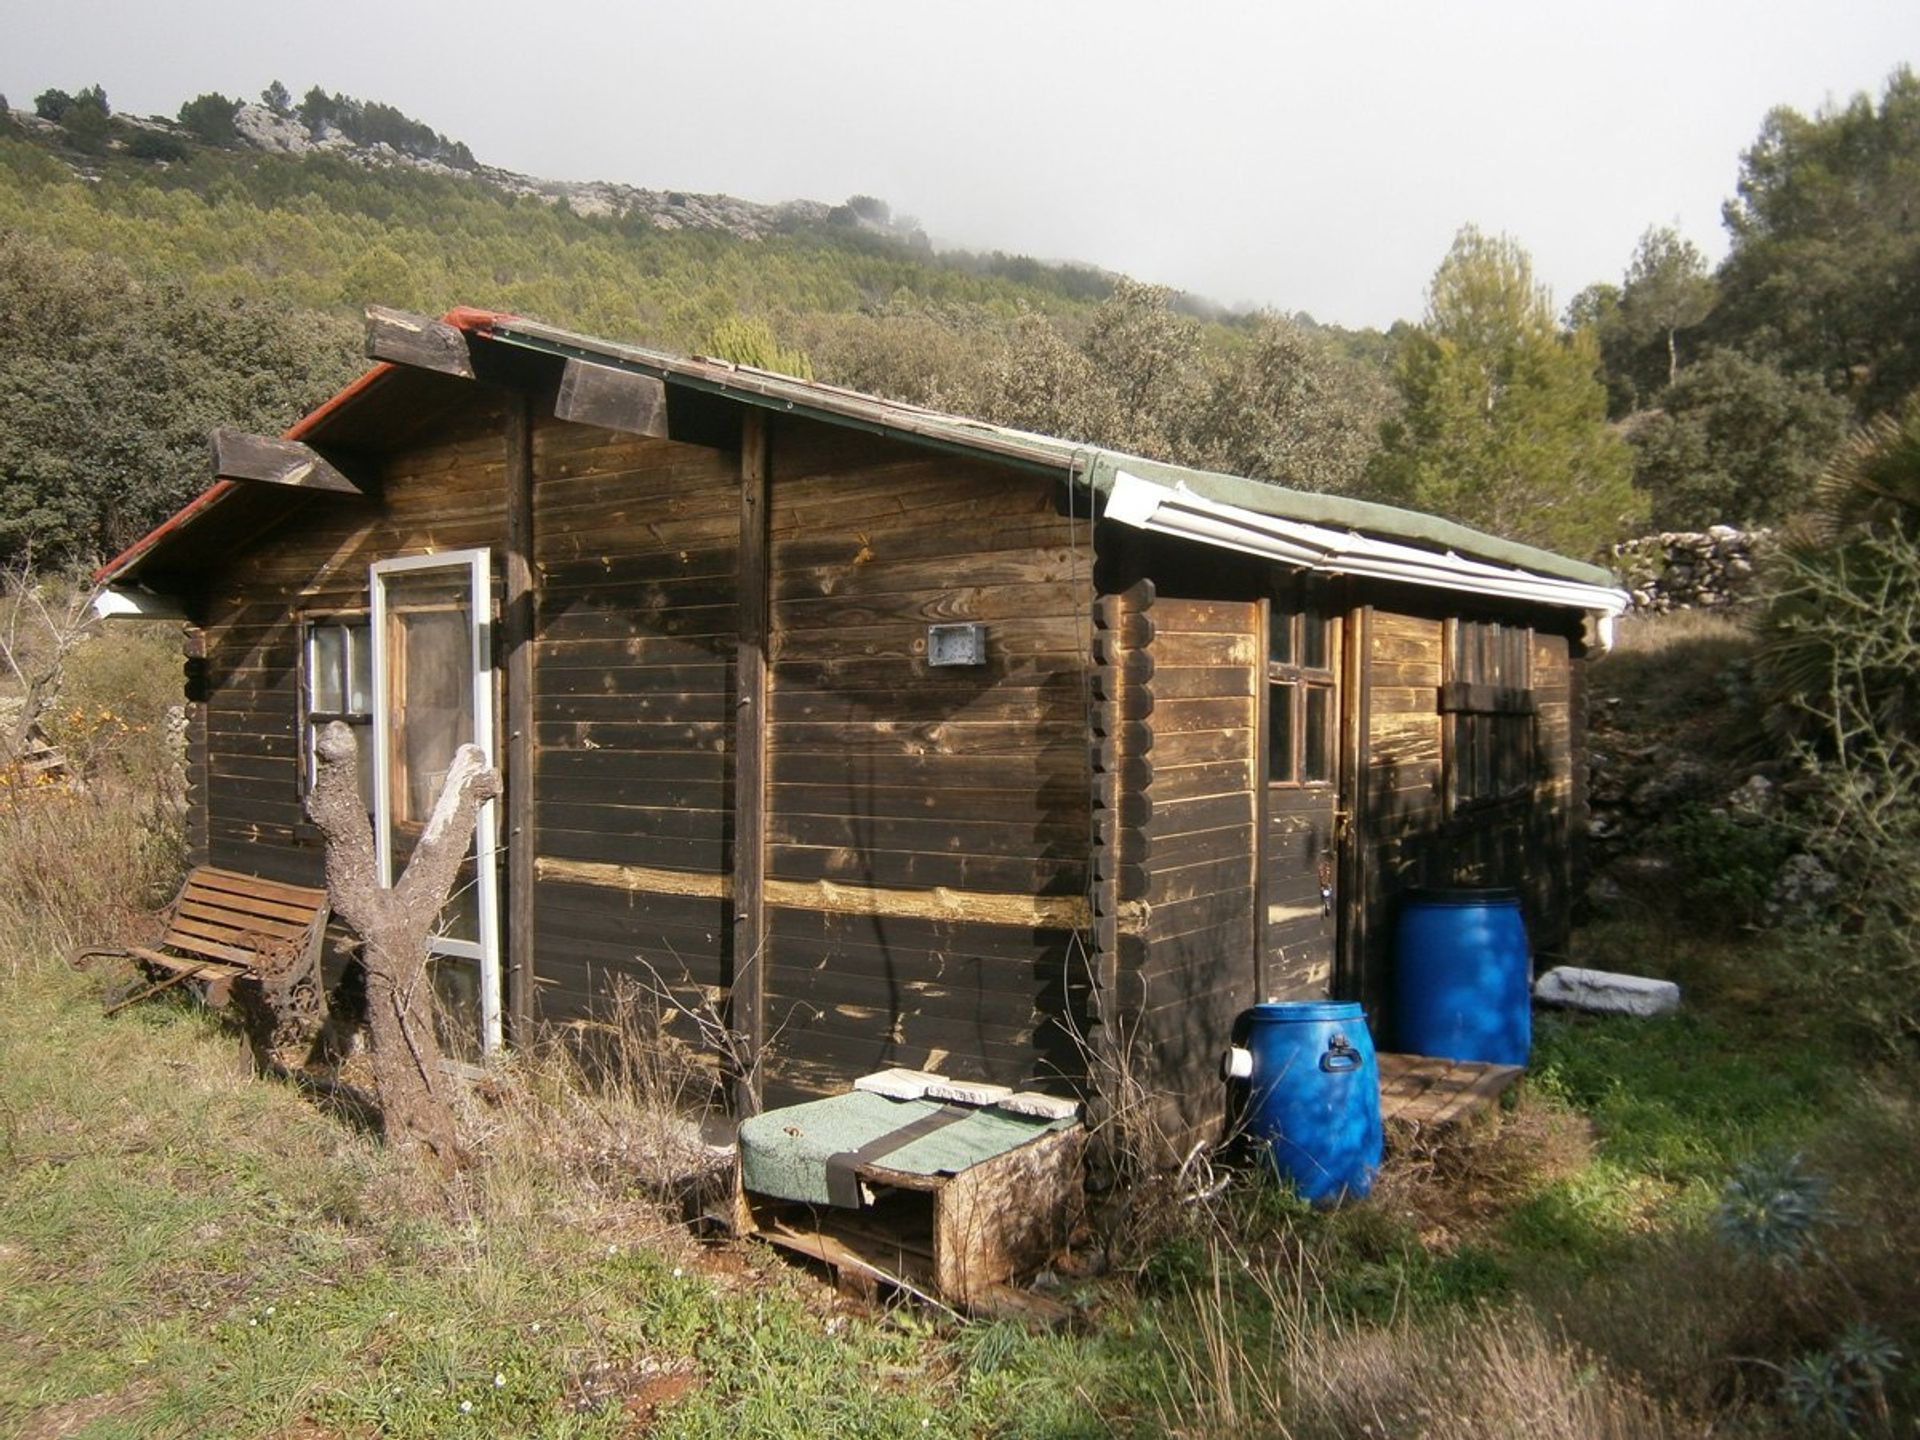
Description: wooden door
xmin=1261 ymin=599 xmax=1340 ymax=999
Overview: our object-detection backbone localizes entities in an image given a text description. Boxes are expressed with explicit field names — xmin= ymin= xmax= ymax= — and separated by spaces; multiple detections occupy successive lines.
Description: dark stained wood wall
xmin=525 ymin=414 xmax=741 ymax=1037
xmin=196 ymin=399 xmax=510 ymax=888
xmin=760 ymin=419 xmax=1092 ymax=1102
xmin=1127 ymin=597 xmax=1260 ymax=1146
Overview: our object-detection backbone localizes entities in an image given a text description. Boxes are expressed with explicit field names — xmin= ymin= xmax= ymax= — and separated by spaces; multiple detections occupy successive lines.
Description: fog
xmin=4 ymin=0 xmax=1915 ymax=328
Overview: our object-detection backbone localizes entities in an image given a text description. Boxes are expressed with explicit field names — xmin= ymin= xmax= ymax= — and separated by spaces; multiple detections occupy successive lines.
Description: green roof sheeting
xmin=484 ymin=317 xmax=1617 ymax=591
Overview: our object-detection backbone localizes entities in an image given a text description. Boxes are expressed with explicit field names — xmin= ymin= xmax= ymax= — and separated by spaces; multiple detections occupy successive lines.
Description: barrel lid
xmin=1238 ymin=1000 xmax=1364 ymax=1023
xmin=1402 ymin=887 xmax=1521 ymax=905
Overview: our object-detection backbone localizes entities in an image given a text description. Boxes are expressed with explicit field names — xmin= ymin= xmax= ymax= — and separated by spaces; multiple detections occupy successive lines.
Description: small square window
xmin=304 ymin=618 xmax=374 ymax=811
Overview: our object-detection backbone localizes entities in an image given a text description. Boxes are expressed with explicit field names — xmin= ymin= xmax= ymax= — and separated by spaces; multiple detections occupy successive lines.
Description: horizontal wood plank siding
xmin=762 ymin=420 xmax=1091 ymax=1104
xmin=1131 ymin=597 xmax=1260 ymax=1151
xmin=528 ymin=415 xmax=739 ymax=1027
xmin=198 ymin=398 xmax=511 ymax=889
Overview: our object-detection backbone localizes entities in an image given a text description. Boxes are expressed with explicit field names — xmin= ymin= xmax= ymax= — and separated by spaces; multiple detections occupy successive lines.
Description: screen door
xmin=371 ymin=550 xmax=501 ymax=1061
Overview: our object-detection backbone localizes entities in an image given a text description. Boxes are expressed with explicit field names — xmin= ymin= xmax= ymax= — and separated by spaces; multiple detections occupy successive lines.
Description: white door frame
xmin=370 ymin=549 xmax=503 ymax=1057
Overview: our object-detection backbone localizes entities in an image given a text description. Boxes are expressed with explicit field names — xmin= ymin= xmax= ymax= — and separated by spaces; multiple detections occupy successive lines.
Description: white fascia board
xmin=1107 ymin=470 xmax=1628 ymax=623
xmin=92 ymin=586 xmax=188 ymax=621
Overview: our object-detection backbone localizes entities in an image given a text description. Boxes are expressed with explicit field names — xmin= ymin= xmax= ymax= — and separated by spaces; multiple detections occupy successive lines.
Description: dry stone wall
xmin=1610 ymin=526 xmax=1770 ymax=614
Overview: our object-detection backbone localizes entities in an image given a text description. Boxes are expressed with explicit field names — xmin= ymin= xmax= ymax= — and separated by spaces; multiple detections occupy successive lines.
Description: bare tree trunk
xmin=306 ymin=720 xmax=500 ymax=1172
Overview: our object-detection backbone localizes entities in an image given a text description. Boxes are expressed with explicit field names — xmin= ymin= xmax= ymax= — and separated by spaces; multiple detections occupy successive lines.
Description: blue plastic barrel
xmin=1225 ymin=1001 xmax=1383 ymax=1203
xmin=1393 ymin=888 xmax=1532 ymax=1066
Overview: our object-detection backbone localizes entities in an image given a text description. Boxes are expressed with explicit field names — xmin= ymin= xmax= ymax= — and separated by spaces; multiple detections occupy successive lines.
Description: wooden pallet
xmin=1377 ymin=1052 xmax=1523 ymax=1130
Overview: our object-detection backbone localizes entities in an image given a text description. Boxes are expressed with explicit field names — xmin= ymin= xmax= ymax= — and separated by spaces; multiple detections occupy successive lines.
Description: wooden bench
xmin=113 ymin=866 xmax=331 ymax=1011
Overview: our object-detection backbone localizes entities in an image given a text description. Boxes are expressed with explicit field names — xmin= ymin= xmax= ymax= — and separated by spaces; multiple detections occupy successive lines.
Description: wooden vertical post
xmin=1337 ymin=605 xmax=1373 ymax=1010
xmin=503 ymin=394 xmax=537 ymax=1041
xmin=733 ymin=408 xmax=772 ymax=1116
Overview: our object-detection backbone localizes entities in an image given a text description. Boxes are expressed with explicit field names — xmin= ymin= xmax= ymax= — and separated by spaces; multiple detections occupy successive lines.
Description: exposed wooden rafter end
xmin=554 ymin=358 xmax=670 ymax=438
xmin=209 ymin=428 xmax=366 ymax=495
xmin=364 ymin=305 xmax=478 ymax=379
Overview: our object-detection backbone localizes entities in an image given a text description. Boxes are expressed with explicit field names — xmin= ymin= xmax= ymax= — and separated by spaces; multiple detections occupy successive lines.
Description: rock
xmin=1767 ymin=853 xmax=1838 ymax=921
xmin=998 ymin=1092 xmax=1080 ymax=1121
xmin=925 ymin=1078 xmax=1013 ymax=1106
xmin=1630 ymin=759 xmax=1713 ymax=811
xmin=1585 ymin=874 xmax=1626 ymax=910
xmin=1727 ymin=774 xmax=1776 ymax=818
xmin=852 ymin=1067 xmax=945 ymax=1100
xmin=1535 ymin=965 xmax=1681 ymax=1016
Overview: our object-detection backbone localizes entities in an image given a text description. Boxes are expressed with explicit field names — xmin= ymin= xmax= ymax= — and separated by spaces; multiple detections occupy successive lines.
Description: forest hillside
xmin=0 ymin=70 xmax=1916 ymax=564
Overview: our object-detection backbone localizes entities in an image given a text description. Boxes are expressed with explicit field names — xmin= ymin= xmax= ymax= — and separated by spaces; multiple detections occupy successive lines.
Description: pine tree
xmin=1370 ymin=227 xmax=1641 ymax=556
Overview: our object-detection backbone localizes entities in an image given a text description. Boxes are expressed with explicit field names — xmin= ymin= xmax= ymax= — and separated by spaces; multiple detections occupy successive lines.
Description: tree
xmin=1369 ymin=227 xmax=1640 ymax=555
xmin=297 ymin=85 xmax=337 ymax=137
xmin=705 ymin=314 xmax=813 ymax=377
xmin=307 ymin=723 xmax=498 ymax=1170
xmin=261 ymin=80 xmax=293 ymax=118
xmin=1714 ymin=67 xmax=1920 ymax=415
xmin=53 ymin=85 xmax=111 ymax=152
xmin=1628 ymin=348 xmax=1847 ymax=529
xmin=1619 ymin=226 xmax=1716 ymax=393
xmin=1077 ymin=278 xmax=1205 ymax=459
xmin=975 ymin=307 xmax=1109 ymax=442
xmin=178 ymin=92 xmax=240 ymax=146
xmin=1563 ymin=281 xmax=1637 ymax=418
xmin=0 ymin=233 xmax=361 ymax=562
xmin=1189 ymin=313 xmax=1395 ymax=494
xmin=32 ymin=89 xmax=75 ymax=122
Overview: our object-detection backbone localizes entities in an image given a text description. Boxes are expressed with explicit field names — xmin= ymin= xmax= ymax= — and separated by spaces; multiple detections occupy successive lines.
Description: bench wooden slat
xmin=171 ymin=899 xmax=313 ymax=942
xmin=188 ymin=868 xmax=328 ymax=910
xmin=130 ymin=942 xmax=251 ymax=974
xmin=176 ymin=887 xmax=323 ymax=930
xmin=132 ymin=865 xmax=332 ymax=981
xmin=167 ymin=915 xmax=300 ymax=956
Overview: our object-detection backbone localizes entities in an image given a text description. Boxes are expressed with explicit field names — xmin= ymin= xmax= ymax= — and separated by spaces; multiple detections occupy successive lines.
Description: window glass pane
xmin=1268 ymin=682 xmax=1296 ymax=784
xmin=431 ymin=955 xmax=484 ymax=1067
xmin=1268 ymin=611 xmax=1294 ymax=667
xmin=347 ymin=623 xmax=374 ymax=715
xmin=1302 ymin=612 xmax=1329 ymax=671
xmin=309 ymin=624 xmax=345 ymax=714
xmin=386 ymin=576 xmax=475 ymax=828
xmin=1304 ymin=685 xmax=1333 ymax=783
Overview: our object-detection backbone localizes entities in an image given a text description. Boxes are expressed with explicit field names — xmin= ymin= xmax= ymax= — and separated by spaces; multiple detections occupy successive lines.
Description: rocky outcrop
xmin=43 ymin=100 xmax=908 ymax=246
xmin=1611 ymin=526 xmax=1770 ymax=614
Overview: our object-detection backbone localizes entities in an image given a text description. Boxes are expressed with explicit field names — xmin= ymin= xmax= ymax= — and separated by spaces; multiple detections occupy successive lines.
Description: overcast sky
xmin=4 ymin=1 xmax=1916 ymax=330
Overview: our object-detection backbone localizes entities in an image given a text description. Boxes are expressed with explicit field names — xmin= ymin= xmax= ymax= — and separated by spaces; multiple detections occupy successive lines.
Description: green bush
xmin=1651 ymin=802 xmax=1797 ymax=929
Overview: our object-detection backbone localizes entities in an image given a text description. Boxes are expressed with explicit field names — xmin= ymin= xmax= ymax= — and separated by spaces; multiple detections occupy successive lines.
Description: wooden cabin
xmin=98 ymin=307 xmax=1626 ymax=1147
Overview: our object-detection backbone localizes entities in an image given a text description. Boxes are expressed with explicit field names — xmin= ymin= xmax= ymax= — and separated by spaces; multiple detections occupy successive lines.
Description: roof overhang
xmin=1105 ymin=469 xmax=1629 ymax=640
xmin=97 ymin=305 xmax=1628 ymax=641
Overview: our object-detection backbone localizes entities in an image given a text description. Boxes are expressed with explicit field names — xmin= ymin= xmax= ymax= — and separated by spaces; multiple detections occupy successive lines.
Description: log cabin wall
xmin=524 ymin=413 xmax=741 ymax=1038
xmin=1127 ymin=596 xmax=1261 ymax=1149
xmin=760 ymin=419 xmax=1093 ymax=1104
xmin=195 ymin=398 xmax=511 ymax=889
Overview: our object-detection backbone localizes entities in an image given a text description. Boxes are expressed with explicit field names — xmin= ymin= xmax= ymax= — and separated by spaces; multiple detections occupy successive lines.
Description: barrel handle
xmin=1320 ymin=1033 xmax=1362 ymax=1073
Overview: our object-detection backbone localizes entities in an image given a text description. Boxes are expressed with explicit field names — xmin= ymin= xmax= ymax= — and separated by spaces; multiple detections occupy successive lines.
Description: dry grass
xmin=1610 ymin=606 xmax=1754 ymax=657
xmin=1153 ymin=1233 xmax=1678 ymax=1439
xmin=1372 ymin=1099 xmax=1598 ymax=1251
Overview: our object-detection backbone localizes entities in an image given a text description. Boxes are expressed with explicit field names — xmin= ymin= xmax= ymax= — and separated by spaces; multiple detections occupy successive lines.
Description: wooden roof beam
xmin=553 ymin=357 xmax=670 ymax=438
xmin=209 ymin=427 xmax=369 ymax=495
xmin=364 ymin=305 xmax=478 ymax=379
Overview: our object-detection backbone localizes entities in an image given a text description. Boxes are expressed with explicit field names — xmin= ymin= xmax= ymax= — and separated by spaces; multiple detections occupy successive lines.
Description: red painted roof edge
xmin=94 ymin=360 xmax=404 ymax=585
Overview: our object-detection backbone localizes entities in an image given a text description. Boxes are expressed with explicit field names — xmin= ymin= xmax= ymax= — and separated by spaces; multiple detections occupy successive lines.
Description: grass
xmin=4 ymin=606 xmax=1918 ymax=1436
